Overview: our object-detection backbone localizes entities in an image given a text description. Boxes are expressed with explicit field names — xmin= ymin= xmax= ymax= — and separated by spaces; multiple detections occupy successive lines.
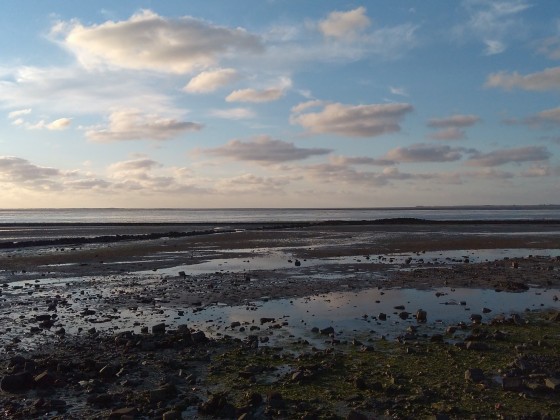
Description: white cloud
xmin=184 ymin=68 xmax=240 ymax=93
xmin=467 ymin=146 xmax=551 ymax=166
xmin=215 ymin=173 xmax=292 ymax=194
xmin=290 ymin=102 xmax=413 ymax=137
xmin=318 ymin=7 xmax=371 ymax=40
xmin=28 ymin=117 xmax=72 ymax=131
xmin=201 ymin=135 xmax=331 ymax=163
xmin=329 ymin=155 xmax=395 ymax=166
xmin=522 ymin=106 xmax=560 ymax=127
xmin=0 ymin=156 xmax=60 ymax=181
xmin=521 ymin=165 xmax=551 ymax=177
xmin=85 ymin=109 xmax=203 ymax=142
xmin=485 ymin=67 xmax=560 ymax=91
xmin=54 ymin=10 xmax=264 ymax=74
xmin=209 ymin=108 xmax=255 ymax=120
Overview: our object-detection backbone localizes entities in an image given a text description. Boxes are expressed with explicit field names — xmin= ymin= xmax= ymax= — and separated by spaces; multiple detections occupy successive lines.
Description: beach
xmin=1 ymin=221 xmax=560 ymax=418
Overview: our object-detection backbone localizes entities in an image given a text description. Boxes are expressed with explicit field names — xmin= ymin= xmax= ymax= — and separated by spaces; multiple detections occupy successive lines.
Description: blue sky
xmin=0 ymin=0 xmax=558 ymax=208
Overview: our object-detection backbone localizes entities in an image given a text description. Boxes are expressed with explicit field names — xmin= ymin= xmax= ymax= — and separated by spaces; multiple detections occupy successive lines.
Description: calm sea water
xmin=0 ymin=206 xmax=559 ymax=224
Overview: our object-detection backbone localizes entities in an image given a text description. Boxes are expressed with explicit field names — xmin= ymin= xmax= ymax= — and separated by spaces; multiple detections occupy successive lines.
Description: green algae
xmin=203 ymin=311 xmax=560 ymax=418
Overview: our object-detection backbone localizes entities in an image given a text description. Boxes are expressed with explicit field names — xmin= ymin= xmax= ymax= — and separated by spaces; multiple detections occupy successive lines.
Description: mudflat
xmin=1 ymin=221 xmax=560 ymax=418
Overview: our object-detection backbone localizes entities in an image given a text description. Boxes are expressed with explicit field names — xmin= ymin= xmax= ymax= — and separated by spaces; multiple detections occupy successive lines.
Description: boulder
xmin=465 ymin=368 xmax=485 ymax=383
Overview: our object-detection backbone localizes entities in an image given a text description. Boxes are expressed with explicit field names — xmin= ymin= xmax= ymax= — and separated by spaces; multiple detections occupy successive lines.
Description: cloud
xmin=215 ymin=173 xmax=292 ymax=194
xmin=521 ymin=165 xmax=551 ymax=177
xmin=184 ymin=68 xmax=240 ymax=93
xmin=389 ymin=86 xmax=408 ymax=97
xmin=8 ymin=109 xmax=32 ymax=119
xmin=467 ymin=146 xmax=551 ymax=166
xmin=226 ymin=77 xmax=292 ymax=103
xmin=0 ymin=65 xmax=182 ymax=116
xmin=429 ymin=127 xmax=467 ymax=141
xmin=427 ymin=114 xmax=480 ymax=128
xmin=290 ymin=102 xmax=413 ymax=137
xmin=384 ymin=143 xmax=467 ymax=163
xmin=7 ymin=108 xmax=71 ymax=131
xmin=455 ymin=0 xmax=531 ymax=55
xmin=108 ymin=158 xmax=162 ymax=174
xmin=536 ymin=36 xmax=560 ymax=60
xmin=329 ymin=155 xmax=395 ymax=166
xmin=85 ymin=109 xmax=203 ymax=142
xmin=209 ymin=107 xmax=255 ymax=120
xmin=521 ymin=107 xmax=560 ymax=127
xmin=427 ymin=114 xmax=480 ymax=140
xmin=0 ymin=156 xmax=60 ymax=181
xmin=54 ymin=10 xmax=264 ymax=74
xmin=201 ymin=135 xmax=331 ymax=163
xmin=318 ymin=7 xmax=371 ymax=40
xmin=485 ymin=67 xmax=560 ymax=91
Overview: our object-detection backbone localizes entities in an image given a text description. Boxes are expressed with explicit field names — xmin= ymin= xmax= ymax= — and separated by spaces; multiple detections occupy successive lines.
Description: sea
xmin=0 ymin=206 xmax=559 ymax=224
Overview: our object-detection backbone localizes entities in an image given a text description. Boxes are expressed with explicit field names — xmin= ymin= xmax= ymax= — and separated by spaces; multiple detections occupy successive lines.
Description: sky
xmin=0 ymin=0 xmax=559 ymax=208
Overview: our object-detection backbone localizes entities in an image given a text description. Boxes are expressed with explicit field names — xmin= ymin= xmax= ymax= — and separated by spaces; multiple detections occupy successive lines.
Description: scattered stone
xmin=109 ymin=407 xmax=138 ymax=419
xmin=502 ymin=376 xmax=523 ymax=391
xmin=320 ymin=326 xmax=335 ymax=335
xmin=545 ymin=377 xmax=560 ymax=391
xmin=416 ymin=309 xmax=427 ymax=322
xmin=465 ymin=341 xmax=490 ymax=351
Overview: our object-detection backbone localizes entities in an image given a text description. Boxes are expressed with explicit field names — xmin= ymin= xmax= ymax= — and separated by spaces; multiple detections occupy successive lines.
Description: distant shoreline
xmin=1 ymin=218 xmax=559 ymax=249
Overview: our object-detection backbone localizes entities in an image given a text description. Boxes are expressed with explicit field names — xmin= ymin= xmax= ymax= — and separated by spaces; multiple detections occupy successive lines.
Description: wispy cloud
xmin=455 ymin=0 xmax=531 ymax=55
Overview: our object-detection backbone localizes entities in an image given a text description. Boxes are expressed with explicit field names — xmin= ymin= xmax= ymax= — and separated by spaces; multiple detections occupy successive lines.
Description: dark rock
xmin=416 ymin=309 xmax=427 ymax=322
xmin=465 ymin=341 xmax=490 ymax=351
xmin=320 ymin=326 xmax=335 ymax=335
xmin=109 ymin=407 xmax=138 ymax=419
xmin=0 ymin=372 xmax=34 ymax=393
xmin=502 ymin=376 xmax=523 ymax=391
xmin=199 ymin=393 xmax=237 ymax=418
xmin=191 ymin=331 xmax=207 ymax=344
xmin=162 ymin=410 xmax=181 ymax=420
xmin=152 ymin=323 xmax=166 ymax=334
xmin=465 ymin=368 xmax=485 ymax=383
xmin=398 ymin=311 xmax=409 ymax=320
xmin=347 ymin=409 xmax=368 ymax=420
xmin=470 ymin=314 xmax=482 ymax=323
xmin=378 ymin=313 xmax=387 ymax=321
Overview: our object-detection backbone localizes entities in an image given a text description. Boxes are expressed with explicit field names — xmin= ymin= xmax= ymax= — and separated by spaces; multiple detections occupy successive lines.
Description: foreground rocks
xmin=2 ymin=310 xmax=560 ymax=418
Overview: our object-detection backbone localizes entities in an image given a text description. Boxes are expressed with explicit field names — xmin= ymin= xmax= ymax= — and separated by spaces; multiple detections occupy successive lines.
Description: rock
xmin=545 ymin=377 xmax=560 ymax=391
xmin=378 ymin=313 xmax=387 ymax=321
xmin=267 ymin=391 xmax=285 ymax=409
xmin=470 ymin=314 xmax=482 ymax=324
xmin=260 ymin=317 xmax=275 ymax=324
xmin=416 ymin=309 xmax=427 ymax=322
xmin=230 ymin=321 xmax=241 ymax=328
xmin=320 ymin=326 xmax=335 ymax=335
xmin=99 ymin=364 xmax=119 ymax=379
xmin=199 ymin=393 xmax=237 ymax=418
xmin=465 ymin=368 xmax=485 ymax=383
xmin=0 ymin=372 xmax=34 ymax=393
xmin=191 ymin=331 xmax=207 ymax=344
xmin=149 ymin=384 xmax=176 ymax=403
xmin=398 ymin=311 xmax=409 ymax=320
xmin=430 ymin=334 xmax=443 ymax=342
xmin=109 ymin=407 xmax=138 ymax=419
xmin=162 ymin=410 xmax=181 ymax=420
xmin=294 ymin=259 xmax=301 ymax=266
xmin=482 ymin=307 xmax=492 ymax=314
xmin=33 ymin=370 xmax=55 ymax=389
xmin=152 ymin=323 xmax=166 ymax=334
xmin=466 ymin=341 xmax=490 ymax=351
xmin=347 ymin=409 xmax=368 ymax=420
xmin=446 ymin=326 xmax=457 ymax=335
xmin=394 ymin=305 xmax=405 ymax=310
xmin=502 ymin=376 xmax=523 ymax=391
